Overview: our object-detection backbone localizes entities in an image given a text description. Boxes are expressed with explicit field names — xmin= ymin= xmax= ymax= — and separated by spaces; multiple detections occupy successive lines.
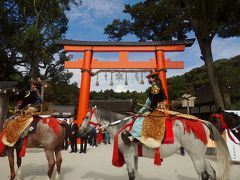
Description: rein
xmin=231 ymin=124 xmax=240 ymax=133
xmin=87 ymin=108 xmax=135 ymax=129
xmin=98 ymin=115 xmax=136 ymax=129
xmin=88 ymin=122 xmax=100 ymax=127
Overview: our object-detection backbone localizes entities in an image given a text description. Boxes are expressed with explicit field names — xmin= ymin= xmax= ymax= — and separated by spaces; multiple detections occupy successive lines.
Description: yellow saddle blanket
xmin=139 ymin=108 xmax=200 ymax=148
xmin=140 ymin=110 xmax=165 ymax=148
xmin=2 ymin=115 xmax=33 ymax=147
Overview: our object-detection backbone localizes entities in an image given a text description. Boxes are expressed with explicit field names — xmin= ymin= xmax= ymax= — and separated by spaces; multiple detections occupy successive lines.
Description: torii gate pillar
xmin=156 ymin=50 xmax=168 ymax=106
xmin=78 ymin=50 xmax=93 ymax=123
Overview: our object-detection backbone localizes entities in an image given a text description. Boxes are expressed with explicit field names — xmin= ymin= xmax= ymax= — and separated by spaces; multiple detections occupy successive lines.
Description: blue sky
xmin=64 ymin=0 xmax=240 ymax=92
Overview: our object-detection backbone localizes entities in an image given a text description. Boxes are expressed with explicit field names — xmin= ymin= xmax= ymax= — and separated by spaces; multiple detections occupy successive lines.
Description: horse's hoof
xmin=45 ymin=176 xmax=51 ymax=180
xmin=16 ymin=168 xmax=22 ymax=180
xmin=55 ymin=173 xmax=60 ymax=180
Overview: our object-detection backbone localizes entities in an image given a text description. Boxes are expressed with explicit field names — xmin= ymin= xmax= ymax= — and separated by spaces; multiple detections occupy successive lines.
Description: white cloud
xmin=67 ymin=0 xmax=123 ymax=29
xmin=81 ymin=0 xmax=123 ymax=16
xmin=212 ymin=37 xmax=240 ymax=60
xmin=114 ymin=84 xmax=134 ymax=92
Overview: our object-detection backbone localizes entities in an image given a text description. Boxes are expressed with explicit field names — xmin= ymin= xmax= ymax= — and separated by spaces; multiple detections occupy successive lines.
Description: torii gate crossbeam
xmin=56 ymin=39 xmax=195 ymax=126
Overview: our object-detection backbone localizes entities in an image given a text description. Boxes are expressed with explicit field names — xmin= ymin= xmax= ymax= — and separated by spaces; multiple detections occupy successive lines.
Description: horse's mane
xmin=222 ymin=111 xmax=240 ymax=121
xmin=95 ymin=107 xmax=126 ymax=123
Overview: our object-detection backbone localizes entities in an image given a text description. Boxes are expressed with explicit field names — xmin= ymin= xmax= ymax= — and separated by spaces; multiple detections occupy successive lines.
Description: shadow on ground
xmin=22 ymin=163 xmax=72 ymax=179
xmin=26 ymin=148 xmax=44 ymax=153
xmin=80 ymin=171 xmax=181 ymax=180
xmin=177 ymin=174 xmax=198 ymax=180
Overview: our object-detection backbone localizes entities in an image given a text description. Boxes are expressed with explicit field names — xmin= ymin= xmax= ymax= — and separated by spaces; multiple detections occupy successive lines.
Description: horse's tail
xmin=203 ymin=120 xmax=231 ymax=180
xmin=59 ymin=121 xmax=67 ymax=142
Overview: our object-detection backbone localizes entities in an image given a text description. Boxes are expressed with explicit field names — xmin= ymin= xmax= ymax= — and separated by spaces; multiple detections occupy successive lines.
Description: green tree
xmin=104 ymin=0 xmax=240 ymax=110
xmin=45 ymin=71 xmax=79 ymax=106
xmin=168 ymin=55 xmax=240 ymax=109
xmin=0 ymin=0 xmax=81 ymax=81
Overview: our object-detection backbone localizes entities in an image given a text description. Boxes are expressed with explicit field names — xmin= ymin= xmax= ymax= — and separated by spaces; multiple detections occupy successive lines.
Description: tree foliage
xmin=104 ymin=0 xmax=240 ymax=110
xmin=1 ymin=0 xmax=82 ymax=108
xmin=168 ymin=55 xmax=240 ymax=109
xmin=0 ymin=0 xmax=81 ymax=81
xmin=90 ymin=89 xmax=148 ymax=112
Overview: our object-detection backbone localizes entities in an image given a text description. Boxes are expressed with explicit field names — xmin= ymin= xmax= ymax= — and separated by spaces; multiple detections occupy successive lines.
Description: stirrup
xmin=121 ymin=131 xmax=131 ymax=146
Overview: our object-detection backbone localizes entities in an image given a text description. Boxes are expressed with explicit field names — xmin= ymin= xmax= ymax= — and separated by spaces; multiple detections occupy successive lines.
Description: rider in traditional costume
xmin=121 ymin=71 xmax=166 ymax=145
xmin=17 ymin=78 xmax=43 ymax=112
xmin=0 ymin=79 xmax=43 ymax=154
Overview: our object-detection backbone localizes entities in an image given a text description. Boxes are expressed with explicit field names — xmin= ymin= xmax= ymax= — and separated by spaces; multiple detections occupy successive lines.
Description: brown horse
xmin=0 ymin=89 xmax=67 ymax=180
xmin=209 ymin=110 xmax=240 ymax=142
xmin=2 ymin=116 xmax=66 ymax=180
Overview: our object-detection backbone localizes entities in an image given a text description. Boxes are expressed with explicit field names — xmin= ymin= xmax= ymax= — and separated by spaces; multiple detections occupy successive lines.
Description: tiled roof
xmin=48 ymin=105 xmax=75 ymax=113
xmin=194 ymin=86 xmax=214 ymax=106
xmin=48 ymin=99 xmax=133 ymax=116
xmin=55 ymin=39 xmax=195 ymax=47
xmin=0 ymin=81 xmax=19 ymax=94
xmin=90 ymin=99 xmax=133 ymax=113
xmin=170 ymin=86 xmax=215 ymax=109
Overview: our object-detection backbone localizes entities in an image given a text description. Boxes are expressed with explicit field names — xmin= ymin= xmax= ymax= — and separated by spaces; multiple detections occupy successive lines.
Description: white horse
xmin=78 ymin=107 xmax=231 ymax=180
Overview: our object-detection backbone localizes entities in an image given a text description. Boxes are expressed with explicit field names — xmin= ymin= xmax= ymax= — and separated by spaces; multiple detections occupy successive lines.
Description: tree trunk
xmin=30 ymin=57 xmax=39 ymax=81
xmin=0 ymin=94 xmax=9 ymax=132
xmin=198 ymin=38 xmax=225 ymax=110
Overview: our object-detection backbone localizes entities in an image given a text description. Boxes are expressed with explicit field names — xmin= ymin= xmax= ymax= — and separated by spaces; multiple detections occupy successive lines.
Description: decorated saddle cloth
xmin=139 ymin=110 xmax=166 ymax=148
xmin=2 ymin=114 xmax=33 ymax=147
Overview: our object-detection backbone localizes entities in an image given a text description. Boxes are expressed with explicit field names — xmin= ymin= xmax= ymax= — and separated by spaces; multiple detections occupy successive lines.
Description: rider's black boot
xmin=121 ymin=130 xmax=131 ymax=146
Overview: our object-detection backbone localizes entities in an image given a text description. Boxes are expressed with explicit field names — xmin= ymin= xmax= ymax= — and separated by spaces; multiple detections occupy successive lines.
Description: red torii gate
xmin=56 ymin=39 xmax=195 ymax=125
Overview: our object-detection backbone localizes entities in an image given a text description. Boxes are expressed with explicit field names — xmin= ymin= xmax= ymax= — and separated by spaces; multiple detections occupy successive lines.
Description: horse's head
xmin=209 ymin=111 xmax=240 ymax=139
xmin=78 ymin=106 xmax=128 ymax=138
xmin=78 ymin=107 xmax=100 ymax=138
xmin=209 ymin=113 xmax=224 ymax=134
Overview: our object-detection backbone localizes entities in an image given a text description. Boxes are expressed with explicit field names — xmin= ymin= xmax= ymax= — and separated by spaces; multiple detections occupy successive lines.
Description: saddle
xmin=2 ymin=114 xmax=33 ymax=147
xmin=140 ymin=110 xmax=166 ymax=148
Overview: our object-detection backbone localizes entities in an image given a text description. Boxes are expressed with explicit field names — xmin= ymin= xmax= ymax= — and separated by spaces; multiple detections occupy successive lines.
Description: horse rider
xmin=0 ymin=79 xmax=43 ymax=155
xmin=121 ymin=71 xmax=166 ymax=145
xmin=17 ymin=79 xmax=43 ymax=113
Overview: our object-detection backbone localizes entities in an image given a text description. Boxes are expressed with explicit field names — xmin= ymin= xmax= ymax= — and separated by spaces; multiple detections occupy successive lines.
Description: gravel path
xmin=0 ymin=144 xmax=239 ymax=180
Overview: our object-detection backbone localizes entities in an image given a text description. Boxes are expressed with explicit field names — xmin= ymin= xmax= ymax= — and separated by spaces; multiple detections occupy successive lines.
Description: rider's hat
xmin=146 ymin=71 xmax=159 ymax=79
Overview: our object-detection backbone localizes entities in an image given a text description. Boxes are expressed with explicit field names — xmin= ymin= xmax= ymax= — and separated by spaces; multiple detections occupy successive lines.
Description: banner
xmin=225 ymin=110 xmax=240 ymax=162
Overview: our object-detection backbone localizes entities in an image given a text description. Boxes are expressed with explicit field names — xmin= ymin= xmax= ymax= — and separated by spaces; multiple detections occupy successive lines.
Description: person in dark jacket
xmin=79 ymin=130 xmax=89 ymax=153
xmin=69 ymin=118 xmax=78 ymax=153
xmin=61 ymin=119 xmax=69 ymax=150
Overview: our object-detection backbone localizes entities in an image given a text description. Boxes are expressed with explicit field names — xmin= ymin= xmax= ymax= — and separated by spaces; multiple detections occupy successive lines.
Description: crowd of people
xmin=62 ymin=118 xmax=111 ymax=154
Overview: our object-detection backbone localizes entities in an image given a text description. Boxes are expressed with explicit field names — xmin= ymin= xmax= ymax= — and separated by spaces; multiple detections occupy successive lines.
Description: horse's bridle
xmin=210 ymin=113 xmax=227 ymax=131
xmin=86 ymin=108 xmax=101 ymax=128
xmin=211 ymin=113 xmax=239 ymax=144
